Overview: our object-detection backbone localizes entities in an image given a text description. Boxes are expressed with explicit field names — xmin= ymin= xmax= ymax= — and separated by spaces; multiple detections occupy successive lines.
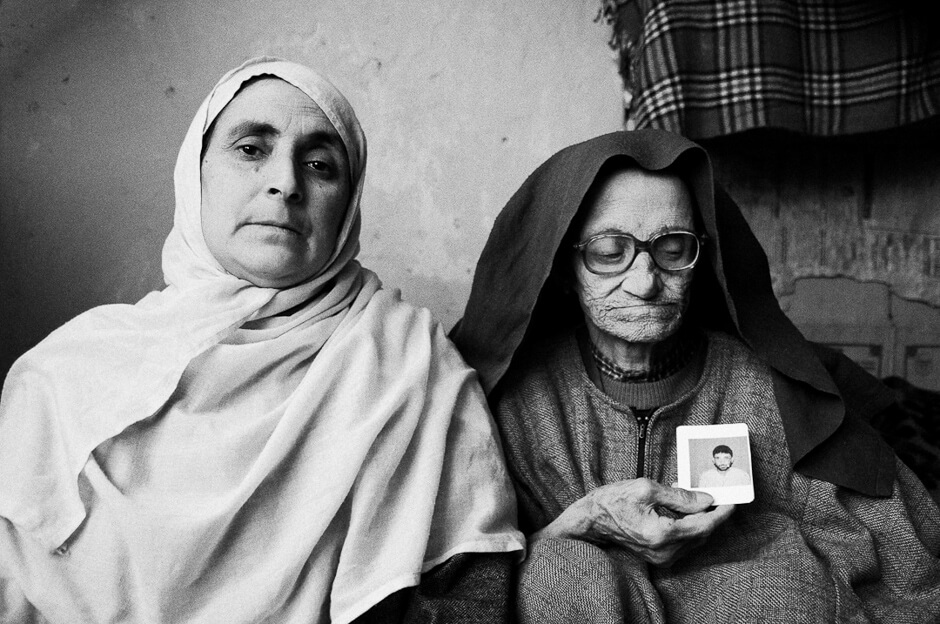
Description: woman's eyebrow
xmin=224 ymin=121 xmax=278 ymax=140
xmin=223 ymin=120 xmax=342 ymax=148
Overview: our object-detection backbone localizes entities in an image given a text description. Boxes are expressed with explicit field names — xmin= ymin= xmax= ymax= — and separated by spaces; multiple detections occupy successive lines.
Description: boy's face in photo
xmin=713 ymin=452 xmax=733 ymax=471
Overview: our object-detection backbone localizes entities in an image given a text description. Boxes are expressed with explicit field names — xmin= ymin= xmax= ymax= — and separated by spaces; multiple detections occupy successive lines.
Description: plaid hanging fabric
xmin=602 ymin=0 xmax=940 ymax=138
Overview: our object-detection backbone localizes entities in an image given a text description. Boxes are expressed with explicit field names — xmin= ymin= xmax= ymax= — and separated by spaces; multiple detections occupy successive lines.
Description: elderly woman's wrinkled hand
xmin=532 ymin=478 xmax=734 ymax=567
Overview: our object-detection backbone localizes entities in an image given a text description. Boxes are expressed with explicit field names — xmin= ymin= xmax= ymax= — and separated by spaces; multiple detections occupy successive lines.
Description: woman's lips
xmin=247 ymin=221 xmax=304 ymax=236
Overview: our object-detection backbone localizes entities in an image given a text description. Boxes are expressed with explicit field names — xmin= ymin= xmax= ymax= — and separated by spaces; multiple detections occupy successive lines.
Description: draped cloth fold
xmin=451 ymin=130 xmax=940 ymax=620
xmin=451 ymin=129 xmax=897 ymax=496
xmin=0 ymin=57 xmax=522 ymax=623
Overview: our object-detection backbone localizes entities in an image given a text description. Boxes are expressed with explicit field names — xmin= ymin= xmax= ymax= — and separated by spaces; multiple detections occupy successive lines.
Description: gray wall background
xmin=0 ymin=0 xmax=624 ymax=378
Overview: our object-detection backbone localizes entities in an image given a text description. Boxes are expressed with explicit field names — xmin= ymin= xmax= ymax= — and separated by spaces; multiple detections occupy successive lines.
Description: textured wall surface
xmin=710 ymin=134 xmax=940 ymax=307
xmin=707 ymin=130 xmax=940 ymax=389
xmin=0 ymin=0 xmax=623 ymax=378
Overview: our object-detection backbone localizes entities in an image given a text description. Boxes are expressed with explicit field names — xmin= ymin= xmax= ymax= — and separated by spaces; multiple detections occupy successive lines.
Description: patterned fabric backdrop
xmin=600 ymin=0 xmax=940 ymax=138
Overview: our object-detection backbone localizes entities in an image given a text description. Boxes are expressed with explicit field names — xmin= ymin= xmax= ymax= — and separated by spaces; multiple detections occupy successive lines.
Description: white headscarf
xmin=162 ymin=56 xmax=368 ymax=312
xmin=0 ymin=58 xmax=522 ymax=622
xmin=0 ymin=57 xmax=372 ymax=548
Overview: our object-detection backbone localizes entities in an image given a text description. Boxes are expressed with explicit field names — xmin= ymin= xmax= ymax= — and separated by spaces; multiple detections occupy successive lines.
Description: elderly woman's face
xmin=200 ymin=78 xmax=351 ymax=288
xmin=572 ymin=168 xmax=695 ymax=345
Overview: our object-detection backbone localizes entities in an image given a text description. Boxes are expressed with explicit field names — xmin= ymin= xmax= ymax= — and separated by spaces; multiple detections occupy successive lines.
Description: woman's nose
xmin=619 ymin=251 xmax=663 ymax=299
xmin=266 ymin=156 xmax=304 ymax=203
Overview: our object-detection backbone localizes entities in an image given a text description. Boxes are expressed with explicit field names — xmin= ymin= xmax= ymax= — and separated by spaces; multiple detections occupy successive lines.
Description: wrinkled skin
xmin=535 ymin=167 xmax=735 ymax=566
xmin=572 ymin=168 xmax=696 ymax=371
xmin=532 ymin=479 xmax=735 ymax=567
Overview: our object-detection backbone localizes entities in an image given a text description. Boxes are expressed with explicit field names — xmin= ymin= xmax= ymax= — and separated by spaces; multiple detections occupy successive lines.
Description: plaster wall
xmin=0 ymin=0 xmax=623 ymax=378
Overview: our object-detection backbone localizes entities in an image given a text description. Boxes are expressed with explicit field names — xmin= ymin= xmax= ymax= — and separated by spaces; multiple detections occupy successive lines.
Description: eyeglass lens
xmin=582 ymin=232 xmax=699 ymax=274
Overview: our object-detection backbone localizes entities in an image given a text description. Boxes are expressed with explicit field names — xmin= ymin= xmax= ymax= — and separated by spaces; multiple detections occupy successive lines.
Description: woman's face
xmin=200 ymin=77 xmax=351 ymax=288
xmin=572 ymin=168 xmax=696 ymax=345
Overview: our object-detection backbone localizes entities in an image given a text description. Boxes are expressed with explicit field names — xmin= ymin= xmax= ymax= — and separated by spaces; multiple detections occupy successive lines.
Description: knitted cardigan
xmin=494 ymin=330 xmax=940 ymax=623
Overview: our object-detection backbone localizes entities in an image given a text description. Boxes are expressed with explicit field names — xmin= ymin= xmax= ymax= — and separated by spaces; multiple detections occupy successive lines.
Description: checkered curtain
xmin=602 ymin=0 xmax=940 ymax=138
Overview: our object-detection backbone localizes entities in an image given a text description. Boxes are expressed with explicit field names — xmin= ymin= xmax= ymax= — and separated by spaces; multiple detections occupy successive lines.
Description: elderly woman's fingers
xmin=669 ymin=503 xmax=736 ymax=540
xmin=599 ymin=477 xmax=711 ymax=508
xmin=533 ymin=479 xmax=733 ymax=567
xmin=647 ymin=482 xmax=715 ymax=514
xmin=634 ymin=505 xmax=735 ymax=567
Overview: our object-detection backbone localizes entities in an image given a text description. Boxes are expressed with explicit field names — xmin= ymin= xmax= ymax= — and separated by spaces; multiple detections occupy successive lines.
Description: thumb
xmin=653 ymin=485 xmax=714 ymax=514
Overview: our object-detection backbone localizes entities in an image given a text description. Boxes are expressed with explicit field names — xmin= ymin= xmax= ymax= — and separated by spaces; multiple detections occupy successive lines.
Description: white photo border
xmin=676 ymin=423 xmax=754 ymax=505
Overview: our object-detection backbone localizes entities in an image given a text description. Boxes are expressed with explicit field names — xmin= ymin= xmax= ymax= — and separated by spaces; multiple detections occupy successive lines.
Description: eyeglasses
xmin=573 ymin=230 xmax=705 ymax=275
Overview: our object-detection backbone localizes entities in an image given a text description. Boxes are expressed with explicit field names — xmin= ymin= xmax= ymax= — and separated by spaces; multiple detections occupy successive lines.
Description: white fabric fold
xmin=1 ymin=56 xmax=368 ymax=551
xmin=0 ymin=56 xmax=523 ymax=622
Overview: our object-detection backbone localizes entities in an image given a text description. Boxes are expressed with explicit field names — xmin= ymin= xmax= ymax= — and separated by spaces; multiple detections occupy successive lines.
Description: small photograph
xmin=695 ymin=441 xmax=751 ymax=488
xmin=676 ymin=423 xmax=754 ymax=505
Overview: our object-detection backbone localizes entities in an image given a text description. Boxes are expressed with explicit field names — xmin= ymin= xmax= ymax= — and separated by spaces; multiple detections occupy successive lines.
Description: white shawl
xmin=0 ymin=57 xmax=523 ymax=623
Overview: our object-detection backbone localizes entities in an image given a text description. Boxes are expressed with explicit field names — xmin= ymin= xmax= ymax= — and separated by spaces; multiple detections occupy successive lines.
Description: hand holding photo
xmin=676 ymin=423 xmax=754 ymax=505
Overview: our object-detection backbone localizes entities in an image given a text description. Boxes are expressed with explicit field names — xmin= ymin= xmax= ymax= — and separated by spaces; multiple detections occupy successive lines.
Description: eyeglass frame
xmin=572 ymin=230 xmax=707 ymax=275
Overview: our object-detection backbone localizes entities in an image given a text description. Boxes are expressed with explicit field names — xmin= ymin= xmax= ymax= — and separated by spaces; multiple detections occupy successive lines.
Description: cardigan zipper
xmin=633 ymin=408 xmax=657 ymax=479
xmin=636 ymin=418 xmax=649 ymax=478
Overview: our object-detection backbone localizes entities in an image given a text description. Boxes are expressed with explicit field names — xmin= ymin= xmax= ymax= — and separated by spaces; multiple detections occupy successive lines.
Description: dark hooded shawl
xmin=452 ymin=129 xmax=897 ymax=497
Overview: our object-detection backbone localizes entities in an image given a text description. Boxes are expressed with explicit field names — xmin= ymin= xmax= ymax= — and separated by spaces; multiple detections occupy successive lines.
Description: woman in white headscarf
xmin=0 ymin=57 xmax=524 ymax=624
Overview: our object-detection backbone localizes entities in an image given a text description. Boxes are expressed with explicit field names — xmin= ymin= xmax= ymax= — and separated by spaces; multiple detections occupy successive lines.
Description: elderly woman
xmin=452 ymin=130 xmax=940 ymax=622
xmin=0 ymin=58 xmax=523 ymax=623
